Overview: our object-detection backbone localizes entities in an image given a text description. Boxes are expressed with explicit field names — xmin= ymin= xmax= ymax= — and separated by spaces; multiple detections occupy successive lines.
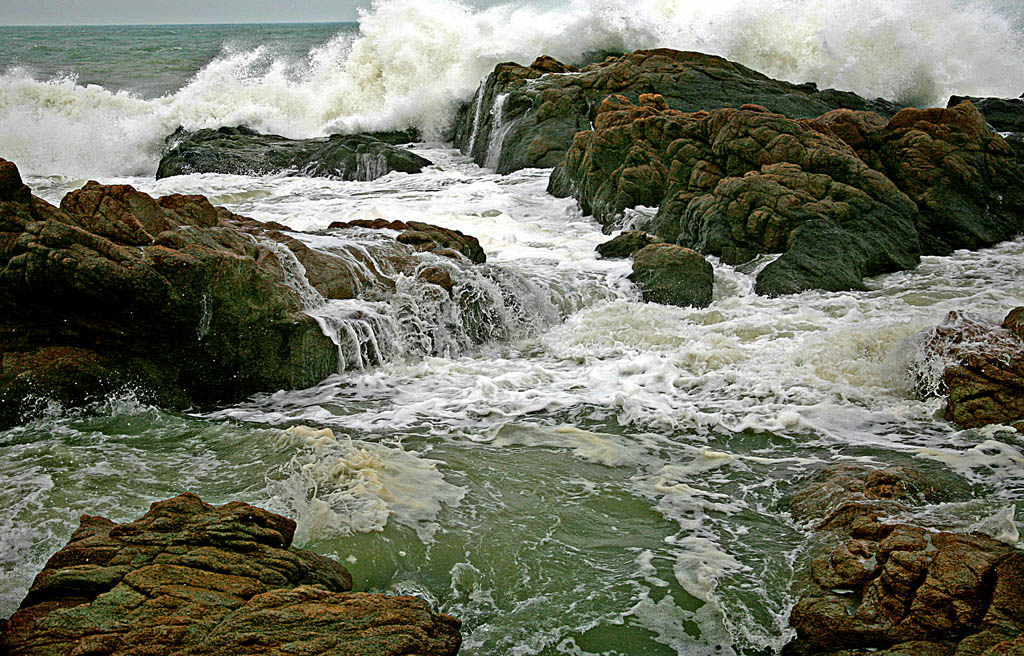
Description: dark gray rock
xmin=628 ymin=243 xmax=713 ymax=307
xmin=156 ymin=126 xmax=432 ymax=181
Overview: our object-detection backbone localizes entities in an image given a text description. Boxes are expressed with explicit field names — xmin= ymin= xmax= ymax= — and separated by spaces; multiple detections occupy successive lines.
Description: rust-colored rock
xmin=595 ymin=230 xmax=664 ymax=258
xmin=785 ymin=465 xmax=1023 ymax=655
xmin=329 ymin=219 xmax=486 ymax=264
xmin=914 ymin=308 xmax=1024 ymax=429
xmin=0 ymin=494 xmax=460 ymax=656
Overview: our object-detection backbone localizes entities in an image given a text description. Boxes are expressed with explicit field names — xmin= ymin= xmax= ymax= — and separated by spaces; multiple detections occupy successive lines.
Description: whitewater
xmin=1 ymin=1 xmax=1024 ymax=654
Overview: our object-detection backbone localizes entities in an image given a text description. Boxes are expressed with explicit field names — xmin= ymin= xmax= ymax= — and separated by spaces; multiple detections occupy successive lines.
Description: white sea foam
xmin=267 ymin=425 xmax=466 ymax=543
xmin=2 ymin=0 xmax=1023 ymax=177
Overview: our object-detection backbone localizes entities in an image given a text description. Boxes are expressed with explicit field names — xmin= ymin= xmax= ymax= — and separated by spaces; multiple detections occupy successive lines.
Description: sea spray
xmin=4 ymin=0 xmax=1024 ymax=177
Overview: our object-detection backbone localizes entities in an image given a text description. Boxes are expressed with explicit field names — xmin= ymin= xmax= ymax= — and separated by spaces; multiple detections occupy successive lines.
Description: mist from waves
xmin=1 ymin=0 xmax=1023 ymax=178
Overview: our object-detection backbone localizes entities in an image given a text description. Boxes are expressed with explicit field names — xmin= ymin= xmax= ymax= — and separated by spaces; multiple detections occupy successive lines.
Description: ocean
xmin=1 ymin=1 xmax=1023 ymax=654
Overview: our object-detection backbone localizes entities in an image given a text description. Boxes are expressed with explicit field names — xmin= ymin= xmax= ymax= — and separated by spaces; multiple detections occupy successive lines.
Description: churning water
xmin=1 ymin=3 xmax=1023 ymax=654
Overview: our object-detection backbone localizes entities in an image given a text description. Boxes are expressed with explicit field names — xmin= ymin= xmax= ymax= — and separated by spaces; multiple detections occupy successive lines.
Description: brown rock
xmin=0 ymin=494 xmax=460 ymax=656
xmin=785 ymin=465 xmax=1024 ymax=656
xmin=455 ymin=48 xmax=898 ymax=174
xmin=915 ymin=308 xmax=1024 ymax=428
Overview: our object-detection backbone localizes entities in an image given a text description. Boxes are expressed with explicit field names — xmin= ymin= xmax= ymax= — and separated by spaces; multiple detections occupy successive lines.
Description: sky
xmin=0 ymin=0 xmax=518 ymax=25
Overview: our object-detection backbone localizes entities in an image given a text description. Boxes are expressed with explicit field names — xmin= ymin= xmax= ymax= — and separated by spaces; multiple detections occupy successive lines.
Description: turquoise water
xmin=0 ymin=23 xmax=356 ymax=98
xmin=2 ymin=7 xmax=1024 ymax=655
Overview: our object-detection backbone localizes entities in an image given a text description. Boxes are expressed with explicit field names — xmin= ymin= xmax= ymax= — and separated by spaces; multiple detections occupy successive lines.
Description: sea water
xmin=1 ymin=2 xmax=1024 ymax=654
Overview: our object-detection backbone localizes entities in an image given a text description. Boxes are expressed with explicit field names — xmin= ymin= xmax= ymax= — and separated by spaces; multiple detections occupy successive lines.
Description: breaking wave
xmin=1 ymin=0 xmax=1022 ymax=176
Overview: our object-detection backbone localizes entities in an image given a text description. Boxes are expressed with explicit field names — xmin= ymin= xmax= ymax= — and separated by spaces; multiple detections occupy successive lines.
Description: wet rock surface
xmin=551 ymin=92 xmax=1024 ymax=295
xmin=156 ymin=126 xmax=432 ymax=181
xmin=329 ymin=218 xmax=486 ymax=264
xmin=627 ymin=243 xmax=713 ymax=308
xmin=915 ymin=308 xmax=1024 ymax=429
xmin=453 ymin=48 xmax=898 ymax=174
xmin=552 ymin=94 xmax=921 ymax=295
xmin=0 ymin=158 xmax=488 ymax=426
xmin=595 ymin=230 xmax=663 ymax=259
xmin=785 ymin=465 xmax=1024 ymax=656
xmin=0 ymin=493 xmax=461 ymax=656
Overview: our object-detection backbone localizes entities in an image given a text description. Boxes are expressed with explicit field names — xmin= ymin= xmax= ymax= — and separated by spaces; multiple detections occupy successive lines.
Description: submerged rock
xmin=627 ymin=243 xmax=713 ymax=308
xmin=914 ymin=308 xmax=1024 ymax=429
xmin=330 ymin=219 xmax=486 ymax=264
xmin=551 ymin=93 xmax=1024 ymax=295
xmin=453 ymin=48 xmax=897 ymax=174
xmin=785 ymin=465 xmax=1024 ymax=656
xmin=0 ymin=158 xmax=490 ymax=426
xmin=0 ymin=493 xmax=461 ymax=656
xmin=595 ymin=230 xmax=663 ymax=259
xmin=156 ymin=126 xmax=432 ymax=181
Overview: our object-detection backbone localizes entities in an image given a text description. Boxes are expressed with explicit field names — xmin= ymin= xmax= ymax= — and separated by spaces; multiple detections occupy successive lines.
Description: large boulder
xmin=914 ymin=308 xmax=1024 ymax=429
xmin=453 ymin=49 xmax=898 ymax=174
xmin=627 ymin=243 xmax=713 ymax=307
xmin=0 ymin=493 xmax=461 ymax=656
xmin=0 ymin=158 xmax=488 ymax=427
xmin=595 ymin=230 xmax=663 ymax=259
xmin=785 ymin=465 xmax=1024 ymax=656
xmin=550 ymin=94 xmax=920 ymax=295
xmin=156 ymin=126 xmax=432 ymax=181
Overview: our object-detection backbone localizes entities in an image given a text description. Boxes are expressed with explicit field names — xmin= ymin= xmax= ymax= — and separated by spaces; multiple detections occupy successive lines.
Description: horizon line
xmin=0 ymin=19 xmax=360 ymax=27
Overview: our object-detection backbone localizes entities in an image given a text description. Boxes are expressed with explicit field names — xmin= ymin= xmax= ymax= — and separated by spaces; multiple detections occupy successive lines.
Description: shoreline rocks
xmin=785 ymin=465 xmax=1024 ymax=656
xmin=0 ymin=157 xmax=489 ymax=427
xmin=156 ymin=126 xmax=431 ymax=181
xmin=453 ymin=48 xmax=898 ymax=175
xmin=549 ymin=91 xmax=1024 ymax=295
xmin=0 ymin=493 xmax=461 ymax=656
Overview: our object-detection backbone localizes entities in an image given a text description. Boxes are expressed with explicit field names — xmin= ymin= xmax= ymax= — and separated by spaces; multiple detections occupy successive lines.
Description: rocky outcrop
xmin=915 ymin=308 xmax=1024 ymax=429
xmin=156 ymin=126 xmax=432 ymax=181
xmin=818 ymin=103 xmax=1024 ymax=255
xmin=0 ymin=493 xmax=461 ymax=656
xmin=0 ymin=158 xmax=488 ymax=426
xmin=785 ymin=465 xmax=1024 ymax=656
xmin=551 ymin=94 xmax=1024 ymax=295
xmin=329 ymin=219 xmax=486 ymax=265
xmin=453 ymin=48 xmax=898 ymax=174
xmin=627 ymin=243 xmax=713 ymax=307
xmin=595 ymin=230 xmax=663 ymax=259
xmin=948 ymin=94 xmax=1024 ymax=163
xmin=551 ymin=94 xmax=921 ymax=295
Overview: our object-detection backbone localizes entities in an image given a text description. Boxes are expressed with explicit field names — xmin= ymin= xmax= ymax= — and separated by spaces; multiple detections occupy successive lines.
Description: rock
xmin=913 ymin=309 xmax=1024 ymax=429
xmin=948 ymin=95 xmax=1024 ymax=133
xmin=784 ymin=465 xmax=1024 ymax=656
xmin=0 ymin=158 xmax=489 ymax=427
xmin=821 ymin=102 xmax=1024 ymax=255
xmin=552 ymin=94 xmax=920 ymax=295
xmin=554 ymin=94 xmax=1024 ymax=295
xmin=0 ymin=493 xmax=461 ymax=656
xmin=453 ymin=48 xmax=898 ymax=174
xmin=156 ymin=126 xmax=432 ymax=181
xmin=627 ymin=243 xmax=713 ymax=307
xmin=329 ymin=219 xmax=486 ymax=265
xmin=595 ymin=230 xmax=663 ymax=258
